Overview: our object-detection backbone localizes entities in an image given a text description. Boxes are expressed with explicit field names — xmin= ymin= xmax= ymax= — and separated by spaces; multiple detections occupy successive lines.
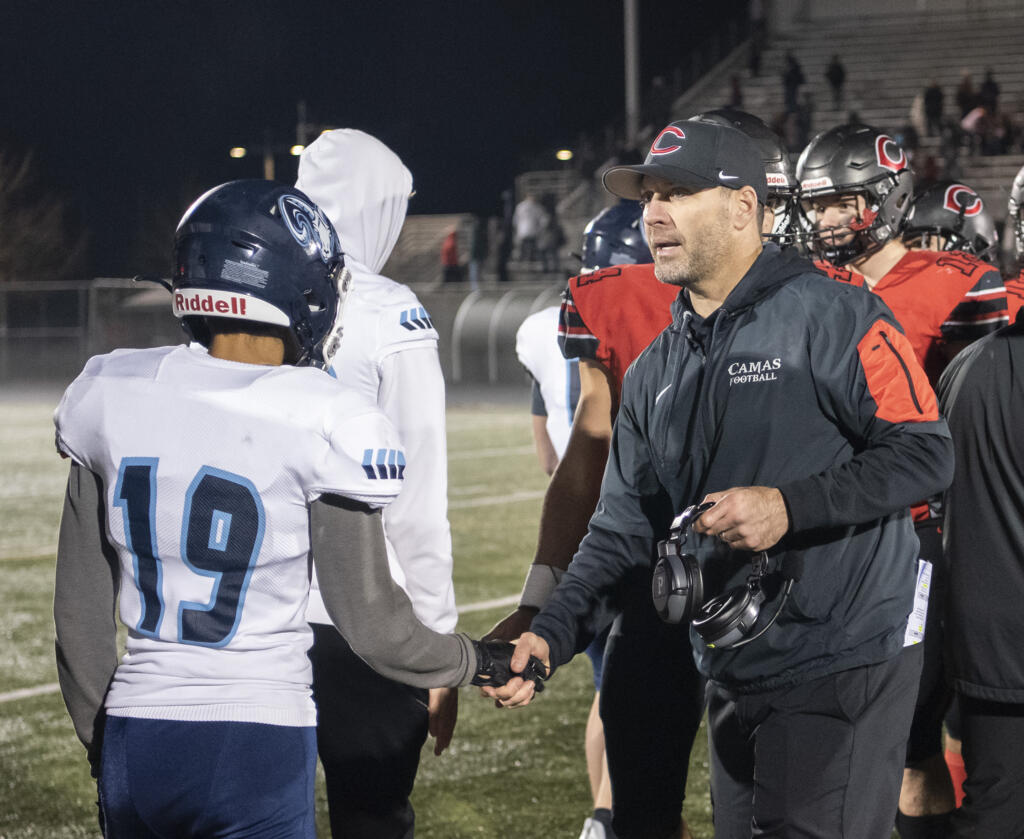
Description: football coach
xmin=484 ymin=120 xmax=954 ymax=839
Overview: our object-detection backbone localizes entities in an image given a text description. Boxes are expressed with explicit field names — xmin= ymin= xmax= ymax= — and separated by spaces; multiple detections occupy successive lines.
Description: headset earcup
xmin=652 ymin=552 xmax=703 ymax=624
xmin=693 ymin=584 xmax=766 ymax=649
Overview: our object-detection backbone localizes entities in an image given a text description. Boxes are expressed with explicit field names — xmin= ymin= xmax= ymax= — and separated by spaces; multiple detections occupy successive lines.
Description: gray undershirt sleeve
xmin=53 ymin=462 xmax=120 ymax=775
xmin=310 ymin=494 xmax=476 ymax=687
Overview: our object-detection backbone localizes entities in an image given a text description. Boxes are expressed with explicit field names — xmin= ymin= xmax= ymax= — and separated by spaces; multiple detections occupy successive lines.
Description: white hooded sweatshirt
xmin=297 ymin=129 xmax=456 ymax=633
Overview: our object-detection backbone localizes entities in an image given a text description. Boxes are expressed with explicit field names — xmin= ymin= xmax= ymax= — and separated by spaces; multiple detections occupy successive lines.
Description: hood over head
xmin=296 ymin=129 xmax=413 ymax=274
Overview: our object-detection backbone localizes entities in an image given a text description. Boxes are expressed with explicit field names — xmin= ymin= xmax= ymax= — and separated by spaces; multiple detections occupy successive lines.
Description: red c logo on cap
xmin=650 ymin=126 xmax=686 ymax=156
xmin=875 ymin=135 xmax=907 ymax=173
xmin=943 ymin=184 xmax=983 ymax=216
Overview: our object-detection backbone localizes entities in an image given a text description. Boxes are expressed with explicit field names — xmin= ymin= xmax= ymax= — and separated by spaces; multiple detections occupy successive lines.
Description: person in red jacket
xmin=441 ymin=227 xmax=461 ymax=282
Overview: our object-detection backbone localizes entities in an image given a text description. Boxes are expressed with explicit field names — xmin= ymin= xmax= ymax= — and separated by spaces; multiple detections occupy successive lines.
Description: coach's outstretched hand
xmin=470 ymin=639 xmax=548 ymax=697
xmin=477 ymin=633 xmax=551 ymax=708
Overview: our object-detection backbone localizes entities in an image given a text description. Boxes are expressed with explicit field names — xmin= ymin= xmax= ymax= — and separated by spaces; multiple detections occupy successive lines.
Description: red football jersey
xmin=818 ymin=251 xmax=1008 ymax=386
xmin=558 ymin=263 xmax=679 ymax=393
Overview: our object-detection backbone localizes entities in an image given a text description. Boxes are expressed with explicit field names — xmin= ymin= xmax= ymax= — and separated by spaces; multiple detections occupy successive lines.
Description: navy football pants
xmin=99 ymin=716 xmax=317 ymax=838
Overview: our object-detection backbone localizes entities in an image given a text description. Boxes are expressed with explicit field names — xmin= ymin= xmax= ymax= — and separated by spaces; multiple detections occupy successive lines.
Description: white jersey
xmin=515 ymin=306 xmax=579 ymax=459
xmin=54 ymin=344 xmax=403 ymax=727
xmin=298 ymin=128 xmax=456 ymax=632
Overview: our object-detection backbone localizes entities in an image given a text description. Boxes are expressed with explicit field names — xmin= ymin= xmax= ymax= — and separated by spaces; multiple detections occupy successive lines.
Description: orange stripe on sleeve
xmin=856 ymin=319 xmax=939 ymax=423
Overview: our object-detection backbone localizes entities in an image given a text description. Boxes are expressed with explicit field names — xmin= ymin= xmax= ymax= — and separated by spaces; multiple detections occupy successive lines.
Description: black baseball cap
xmin=603 ymin=120 xmax=768 ymax=203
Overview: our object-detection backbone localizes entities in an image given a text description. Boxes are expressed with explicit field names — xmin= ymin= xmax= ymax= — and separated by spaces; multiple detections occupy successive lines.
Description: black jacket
xmin=938 ymin=312 xmax=1024 ymax=702
xmin=533 ymin=245 xmax=954 ymax=692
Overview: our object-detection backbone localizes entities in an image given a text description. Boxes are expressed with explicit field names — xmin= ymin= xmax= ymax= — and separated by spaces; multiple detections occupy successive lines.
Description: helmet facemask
xmin=309 ymin=263 xmax=352 ymax=370
xmin=763 ymin=190 xmax=800 ymax=248
xmin=799 ymin=173 xmax=911 ymax=266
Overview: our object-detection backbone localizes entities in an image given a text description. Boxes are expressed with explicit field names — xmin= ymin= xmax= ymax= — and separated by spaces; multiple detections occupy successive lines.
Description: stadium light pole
xmin=624 ymin=0 xmax=640 ymax=151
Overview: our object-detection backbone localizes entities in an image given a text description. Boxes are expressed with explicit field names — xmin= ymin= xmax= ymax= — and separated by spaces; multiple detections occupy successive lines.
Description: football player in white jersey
xmin=515 ymin=305 xmax=579 ymax=474
xmin=296 ymin=129 xmax=457 ymax=838
xmin=53 ymin=180 xmax=538 ymax=838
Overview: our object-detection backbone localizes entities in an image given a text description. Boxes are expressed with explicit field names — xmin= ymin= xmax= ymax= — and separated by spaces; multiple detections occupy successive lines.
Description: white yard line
xmin=447 ymin=444 xmax=535 ymax=460
xmin=0 ymin=682 xmax=60 ymax=704
xmin=448 ymin=489 xmax=545 ymax=509
xmin=457 ymin=594 xmax=519 ymax=614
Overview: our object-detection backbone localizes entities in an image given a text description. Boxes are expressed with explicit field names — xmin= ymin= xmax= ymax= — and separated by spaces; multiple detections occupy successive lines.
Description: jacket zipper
xmin=879 ymin=331 xmax=924 ymax=414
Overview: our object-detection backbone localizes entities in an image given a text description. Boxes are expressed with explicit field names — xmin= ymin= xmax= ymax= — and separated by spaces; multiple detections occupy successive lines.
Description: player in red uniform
xmin=902 ymin=179 xmax=1002 ymax=807
xmin=796 ymin=124 xmax=1009 ymax=839
xmin=488 ymin=110 xmax=798 ymax=839
xmin=797 ymin=126 xmax=1007 ymax=386
xmin=902 ymin=180 xmax=998 ymax=263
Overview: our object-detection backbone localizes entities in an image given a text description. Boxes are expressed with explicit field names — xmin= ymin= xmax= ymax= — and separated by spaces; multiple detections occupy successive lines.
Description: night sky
xmin=1 ymin=1 xmax=747 ymax=276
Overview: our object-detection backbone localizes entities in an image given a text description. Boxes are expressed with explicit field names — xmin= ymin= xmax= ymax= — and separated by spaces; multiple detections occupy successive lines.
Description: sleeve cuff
xmin=776 ymin=478 xmax=825 ymax=533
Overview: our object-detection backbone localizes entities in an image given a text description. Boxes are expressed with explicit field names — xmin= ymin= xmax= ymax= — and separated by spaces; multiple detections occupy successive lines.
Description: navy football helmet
xmin=581 ymin=200 xmax=652 ymax=271
xmin=689 ymin=108 xmax=799 ymax=246
xmin=1007 ymin=164 xmax=1024 ymax=264
xmin=172 ymin=180 xmax=349 ymax=369
xmin=904 ymin=181 xmax=998 ymax=262
xmin=796 ymin=124 xmax=914 ymax=265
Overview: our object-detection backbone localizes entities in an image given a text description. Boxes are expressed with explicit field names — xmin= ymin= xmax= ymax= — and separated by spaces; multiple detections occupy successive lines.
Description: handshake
xmin=470 ymin=639 xmax=549 ymax=694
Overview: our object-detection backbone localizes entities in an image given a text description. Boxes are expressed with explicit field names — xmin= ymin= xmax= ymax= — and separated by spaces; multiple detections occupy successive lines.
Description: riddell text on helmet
xmin=174 ymin=292 xmax=248 ymax=316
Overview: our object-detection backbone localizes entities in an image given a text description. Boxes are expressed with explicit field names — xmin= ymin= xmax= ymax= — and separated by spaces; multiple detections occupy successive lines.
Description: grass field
xmin=0 ymin=388 xmax=712 ymax=839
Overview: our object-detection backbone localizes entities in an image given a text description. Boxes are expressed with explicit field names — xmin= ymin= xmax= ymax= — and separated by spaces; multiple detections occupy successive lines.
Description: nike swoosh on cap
xmin=718 ymin=170 xmax=739 ymax=180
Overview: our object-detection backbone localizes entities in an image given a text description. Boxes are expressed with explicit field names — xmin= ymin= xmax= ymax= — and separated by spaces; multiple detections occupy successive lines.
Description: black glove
xmin=470 ymin=640 xmax=548 ymax=692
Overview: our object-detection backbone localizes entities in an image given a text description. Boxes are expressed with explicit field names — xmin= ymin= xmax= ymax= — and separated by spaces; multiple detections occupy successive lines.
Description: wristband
xmin=519 ymin=563 xmax=566 ymax=611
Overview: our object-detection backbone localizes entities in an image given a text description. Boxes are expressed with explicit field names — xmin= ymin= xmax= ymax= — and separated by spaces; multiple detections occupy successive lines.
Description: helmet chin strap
xmin=848 ymin=206 xmax=878 ymax=231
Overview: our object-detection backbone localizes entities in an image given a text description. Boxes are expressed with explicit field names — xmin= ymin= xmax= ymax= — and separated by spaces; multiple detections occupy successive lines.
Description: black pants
xmin=951 ymin=695 xmax=1024 ymax=838
xmin=600 ymin=575 xmax=705 ymax=839
xmin=309 ymin=623 xmax=429 ymax=839
xmin=905 ymin=520 xmax=951 ymax=765
xmin=707 ymin=649 xmax=921 ymax=839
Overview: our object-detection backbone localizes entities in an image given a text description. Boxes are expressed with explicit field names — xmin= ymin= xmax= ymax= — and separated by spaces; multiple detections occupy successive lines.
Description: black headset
xmin=651 ymin=501 xmax=801 ymax=649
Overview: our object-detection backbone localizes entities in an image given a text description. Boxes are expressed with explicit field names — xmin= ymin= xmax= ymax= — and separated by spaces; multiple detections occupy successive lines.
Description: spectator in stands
xmin=729 ymin=74 xmax=743 ymax=108
xmin=916 ymin=155 xmax=941 ymax=191
xmin=901 ymin=123 xmax=920 ymax=155
xmin=825 ymin=55 xmax=845 ymax=109
xmin=979 ymin=68 xmax=1000 ymax=113
xmin=644 ymin=76 xmax=674 ymax=136
xmin=961 ymin=104 xmax=985 ymax=155
xmin=441 ymin=226 xmax=462 ymax=282
xmin=513 ymin=193 xmax=548 ymax=263
xmin=924 ymin=80 xmax=944 ymax=137
xmin=468 ymin=215 xmax=487 ymax=290
xmin=782 ymin=52 xmax=805 ymax=113
xmin=909 ymin=92 xmax=927 ymax=142
xmin=537 ymin=193 xmax=565 ymax=273
xmin=748 ymin=0 xmax=765 ymax=76
xmin=498 ymin=188 xmax=515 ymax=282
xmin=956 ymin=71 xmax=977 ymax=118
